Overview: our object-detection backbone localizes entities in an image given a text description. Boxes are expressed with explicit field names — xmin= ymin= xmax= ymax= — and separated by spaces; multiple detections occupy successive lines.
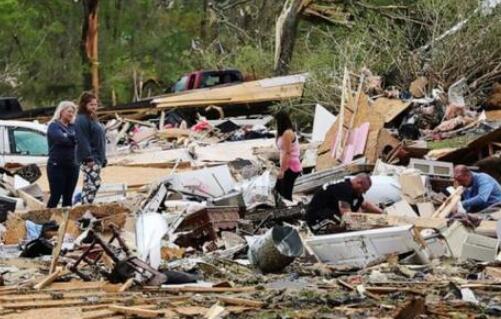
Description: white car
xmin=0 ymin=120 xmax=48 ymax=166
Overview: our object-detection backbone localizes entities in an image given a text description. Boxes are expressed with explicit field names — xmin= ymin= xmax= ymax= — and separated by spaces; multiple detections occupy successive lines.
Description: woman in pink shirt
xmin=275 ymin=111 xmax=302 ymax=200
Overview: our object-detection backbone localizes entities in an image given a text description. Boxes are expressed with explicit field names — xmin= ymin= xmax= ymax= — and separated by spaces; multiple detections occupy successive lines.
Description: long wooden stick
xmin=432 ymin=186 xmax=464 ymax=218
xmin=109 ymin=305 xmax=165 ymax=318
xmin=49 ymin=208 xmax=70 ymax=274
xmin=33 ymin=268 xmax=63 ymax=290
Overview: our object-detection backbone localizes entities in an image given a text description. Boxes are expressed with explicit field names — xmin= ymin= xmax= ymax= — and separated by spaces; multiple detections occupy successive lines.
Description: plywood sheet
xmin=38 ymin=166 xmax=175 ymax=192
xmin=371 ymin=97 xmax=411 ymax=123
xmin=153 ymin=74 xmax=307 ymax=109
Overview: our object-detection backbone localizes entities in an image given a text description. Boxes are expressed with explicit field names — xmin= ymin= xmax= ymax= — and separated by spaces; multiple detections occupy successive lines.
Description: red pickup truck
xmin=171 ymin=69 xmax=244 ymax=93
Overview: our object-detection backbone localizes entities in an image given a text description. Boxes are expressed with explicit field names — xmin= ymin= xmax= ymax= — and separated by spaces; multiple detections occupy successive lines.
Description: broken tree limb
xmin=49 ymin=208 xmax=70 ymax=274
xmin=274 ymin=0 xmax=307 ymax=75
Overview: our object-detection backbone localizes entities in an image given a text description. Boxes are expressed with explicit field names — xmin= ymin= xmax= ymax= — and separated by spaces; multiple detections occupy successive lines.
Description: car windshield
xmin=9 ymin=127 xmax=48 ymax=156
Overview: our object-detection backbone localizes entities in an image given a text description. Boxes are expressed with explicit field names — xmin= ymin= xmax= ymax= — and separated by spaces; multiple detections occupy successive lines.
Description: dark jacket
xmin=306 ymin=179 xmax=363 ymax=226
xmin=47 ymin=121 xmax=77 ymax=166
xmin=74 ymin=113 xmax=107 ymax=166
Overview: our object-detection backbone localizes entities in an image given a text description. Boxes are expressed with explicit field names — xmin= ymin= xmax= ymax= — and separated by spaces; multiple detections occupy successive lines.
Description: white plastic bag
xmin=238 ymin=170 xmax=276 ymax=210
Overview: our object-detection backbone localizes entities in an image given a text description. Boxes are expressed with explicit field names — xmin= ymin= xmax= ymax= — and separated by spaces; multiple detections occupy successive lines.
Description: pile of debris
xmin=0 ymin=71 xmax=500 ymax=319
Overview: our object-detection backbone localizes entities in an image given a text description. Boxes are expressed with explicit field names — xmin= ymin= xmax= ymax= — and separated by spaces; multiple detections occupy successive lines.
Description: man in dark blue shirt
xmin=454 ymin=165 xmax=501 ymax=213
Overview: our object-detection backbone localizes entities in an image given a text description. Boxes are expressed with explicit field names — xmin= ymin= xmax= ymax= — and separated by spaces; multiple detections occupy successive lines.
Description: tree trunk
xmin=274 ymin=0 xmax=305 ymax=76
xmin=81 ymin=0 xmax=99 ymax=96
xmin=200 ymin=0 xmax=208 ymax=43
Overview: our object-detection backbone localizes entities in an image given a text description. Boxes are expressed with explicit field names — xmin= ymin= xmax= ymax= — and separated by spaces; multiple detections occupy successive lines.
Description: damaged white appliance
xmin=304 ymin=225 xmax=426 ymax=268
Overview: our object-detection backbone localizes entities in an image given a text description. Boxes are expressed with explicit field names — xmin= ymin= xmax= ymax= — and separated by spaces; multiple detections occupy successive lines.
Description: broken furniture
xmin=69 ymin=225 xmax=167 ymax=285
xmin=175 ymin=207 xmax=240 ymax=248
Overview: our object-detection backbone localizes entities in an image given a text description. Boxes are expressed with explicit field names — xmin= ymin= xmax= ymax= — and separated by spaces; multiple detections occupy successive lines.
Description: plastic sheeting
xmin=136 ymin=213 xmax=168 ymax=269
xmin=237 ymin=170 xmax=276 ymax=210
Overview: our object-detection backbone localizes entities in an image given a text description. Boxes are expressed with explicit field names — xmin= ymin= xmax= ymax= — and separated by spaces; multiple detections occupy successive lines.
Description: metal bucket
xmin=248 ymin=226 xmax=304 ymax=273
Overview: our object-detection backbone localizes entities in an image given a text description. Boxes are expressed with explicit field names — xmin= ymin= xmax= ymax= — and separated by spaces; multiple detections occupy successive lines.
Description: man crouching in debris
xmin=454 ymin=165 xmax=501 ymax=213
xmin=306 ymin=173 xmax=383 ymax=233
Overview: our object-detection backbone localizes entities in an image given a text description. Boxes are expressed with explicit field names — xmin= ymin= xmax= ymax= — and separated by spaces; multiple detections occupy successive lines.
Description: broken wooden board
xmin=385 ymin=200 xmax=418 ymax=218
xmin=1 ymin=307 xmax=83 ymax=319
xmin=409 ymin=76 xmax=428 ymax=98
xmin=436 ymin=127 xmax=501 ymax=163
xmin=417 ymin=202 xmax=435 ymax=218
xmin=432 ymin=186 xmax=464 ymax=218
xmin=218 ymin=296 xmax=264 ymax=308
xmin=343 ymin=213 xmax=498 ymax=237
xmin=399 ymin=172 xmax=426 ymax=201
xmin=144 ymin=286 xmax=256 ymax=293
xmin=156 ymin=128 xmax=190 ymax=140
xmin=34 ymin=268 xmax=64 ymax=290
xmin=109 ymin=305 xmax=164 ymax=318
xmin=2 ymin=213 xmax=27 ymax=245
xmin=38 ymin=164 xmax=178 ymax=191
xmin=371 ymin=97 xmax=411 ymax=123
xmin=317 ymin=91 xmax=391 ymax=170
xmin=16 ymin=188 xmax=45 ymax=210
xmin=153 ymin=74 xmax=307 ymax=109
xmin=49 ymin=209 xmax=69 ymax=274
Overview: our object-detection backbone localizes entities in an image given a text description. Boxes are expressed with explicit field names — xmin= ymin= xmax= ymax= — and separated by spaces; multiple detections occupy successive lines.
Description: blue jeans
xmin=47 ymin=162 xmax=79 ymax=208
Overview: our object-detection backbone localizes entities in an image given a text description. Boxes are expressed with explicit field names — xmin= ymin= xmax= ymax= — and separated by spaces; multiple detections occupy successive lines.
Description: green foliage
xmin=0 ymin=0 xmax=499 ymax=112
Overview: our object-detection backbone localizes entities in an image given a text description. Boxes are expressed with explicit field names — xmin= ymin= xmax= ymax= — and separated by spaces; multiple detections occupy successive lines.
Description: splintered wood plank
xmin=1 ymin=296 xmax=134 ymax=310
xmin=218 ymin=296 xmax=264 ymax=308
xmin=371 ymin=97 xmax=411 ymax=123
xmin=118 ymin=278 xmax=134 ymax=292
xmin=45 ymin=281 xmax=122 ymax=291
xmin=144 ymin=286 xmax=256 ymax=293
xmin=49 ymin=208 xmax=70 ymax=274
xmin=33 ymin=268 xmax=64 ymax=290
xmin=82 ymin=309 xmax=117 ymax=319
xmin=0 ymin=307 xmax=83 ymax=319
xmin=174 ymin=306 xmax=210 ymax=316
xmin=0 ymin=291 xmax=139 ymax=303
xmin=109 ymin=305 xmax=164 ymax=318
xmin=432 ymin=186 xmax=464 ymax=218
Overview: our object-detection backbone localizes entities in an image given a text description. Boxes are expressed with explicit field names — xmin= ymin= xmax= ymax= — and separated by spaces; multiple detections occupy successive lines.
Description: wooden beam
xmin=49 ymin=208 xmax=70 ymax=274
xmin=109 ymin=305 xmax=165 ymax=318
xmin=218 ymin=296 xmax=264 ymax=308
xmin=17 ymin=189 xmax=45 ymax=210
xmin=432 ymin=186 xmax=464 ymax=218
xmin=33 ymin=268 xmax=63 ymax=290
xmin=143 ymin=286 xmax=256 ymax=293
xmin=118 ymin=278 xmax=135 ymax=292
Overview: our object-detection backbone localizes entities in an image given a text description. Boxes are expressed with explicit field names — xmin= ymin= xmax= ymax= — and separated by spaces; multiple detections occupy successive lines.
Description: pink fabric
xmin=277 ymin=135 xmax=302 ymax=173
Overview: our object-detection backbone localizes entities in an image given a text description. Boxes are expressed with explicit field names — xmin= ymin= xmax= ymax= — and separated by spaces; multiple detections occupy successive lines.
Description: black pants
xmin=275 ymin=169 xmax=301 ymax=201
xmin=47 ymin=163 xmax=79 ymax=208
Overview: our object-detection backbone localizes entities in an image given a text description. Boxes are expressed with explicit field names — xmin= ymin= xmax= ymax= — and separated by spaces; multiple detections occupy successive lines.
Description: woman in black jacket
xmin=75 ymin=92 xmax=107 ymax=204
xmin=46 ymin=101 xmax=79 ymax=208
